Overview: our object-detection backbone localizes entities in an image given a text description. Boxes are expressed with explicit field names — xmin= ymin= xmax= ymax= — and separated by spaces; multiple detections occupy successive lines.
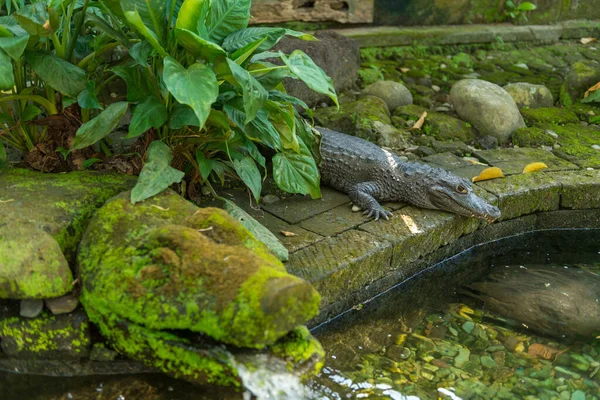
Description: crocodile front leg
xmin=349 ymin=182 xmax=393 ymax=221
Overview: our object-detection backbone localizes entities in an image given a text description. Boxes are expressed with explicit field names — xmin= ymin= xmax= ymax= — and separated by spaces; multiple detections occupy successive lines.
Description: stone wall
xmin=250 ymin=0 xmax=374 ymax=23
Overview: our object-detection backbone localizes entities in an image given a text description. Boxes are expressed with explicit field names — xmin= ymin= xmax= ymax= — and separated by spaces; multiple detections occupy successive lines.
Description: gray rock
xmin=361 ymin=80 xmax=413 ymax=111
xmin=504 ymin=83 xmax=554 ymax=109
xmin=261 ymin=194 xmax=280 ymax=205
xmin=273 ymin=31 xmax=360 ymax=107
xmin=478 ymin=135 xmax=499 ymax=150
xmin=45 ymin=294 xmax=79 ymax=315
xmin=20 ymin=299 xmax=44 ymax=318
xmin=414 ymin=146 xmax=436 ymax=157
xmin=560 ymin=60 xmax=600 ymax=104
xmin=372 ymin=121 xmax=410 ymax=150
xmin=450 ymin=79 xmax=526 ymax=143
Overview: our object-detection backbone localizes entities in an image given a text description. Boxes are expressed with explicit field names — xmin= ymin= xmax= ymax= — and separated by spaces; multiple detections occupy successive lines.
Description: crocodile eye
xmin=456 ymin=184 xmax=468 ymax=194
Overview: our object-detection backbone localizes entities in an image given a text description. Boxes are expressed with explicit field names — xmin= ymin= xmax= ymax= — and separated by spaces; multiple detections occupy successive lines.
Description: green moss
xmin=511 ymin=127 xmax=556 ymax=147
xmin=270 ymin=326 xmax=325 ymax=375
xmin=550 ymin=124 xmax=600 ymax=168
xmin=521 ymin=107 xmax=580 ymax=126
xmin=394 ymin=104 xmax=476 ymax=142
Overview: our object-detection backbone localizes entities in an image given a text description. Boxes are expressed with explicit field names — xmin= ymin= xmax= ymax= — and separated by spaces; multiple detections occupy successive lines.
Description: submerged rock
xmin=450 ymin=79 xmax=526 ymax=143
xmin=361 ymin=80 xmax=413 ymax=111
xmin=78 ymin=190 xmax=323 ymax=386
xmin=504 ymin=82 xmax=554 ymax=109
xmin=468 ymin=265 xmax=600 ymax=339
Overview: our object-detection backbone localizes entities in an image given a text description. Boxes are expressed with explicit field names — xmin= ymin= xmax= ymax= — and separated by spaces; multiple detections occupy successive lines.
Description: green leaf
xmin=163 ymin=56 xmax=218 ymax=129
xmin=77 ymin=81 xmax=102 ymax=110
xmin=175 ymin=28 xmax=226 ymax=61
xmin=0 ymin=49 xmax=15 ymax=90
xmin=281 ymin=50 xmax=338 ymax=107
xmin=21 ymin=104 xmax=42 ymax=122
xmin=24 ymin=51 xmax=86 ymax=98
xmin=129 ymin=40 xmax=154 ymax=67
xmin=273 ymin=137 xmax=320 ymax=199
xmin=14 ymin=3 xmax=53 ymax=37
xmin=269 ymin=90 xmax=311 ymax=114
xmin=222 ymin=27 xmax=315 ymax=54
xmin=233 ymin=156 xmax=261 ymax=202
xmin=0 ymin=35 xmax=28 ymax=61
xmin=82 ymin=158 xmax=102 ymax=168
xmin=112 ymin=65 xmax=155 ymax=102
xmin=266 ymin=101 xmax=298 ymax=152
xmin=127 ymin=96 xmax=167 ymax=138
xmin=0 ymin=16 xmax=29 ymax=37
xmin=131 ymin=140 xmax=185 ymax=204
xmin=517 ymin=2 xmax=537 ymax=11
xmin=0 ymin=142 xmax=7 ymax=170
xmin=582 ymin=89 xmax=600 ymax=103
xmin=226 ymin=57 xmax=267 ymax=124
xmin=175 ymin=0 xmax=209 ymax=36
xmin=195 ymin=148 xmax=232 ymax=185
xmin=231 ymin=36 xmax=267 ymax=65
xmin=121 ymin=0 xmax=167 ymax=43
xmin=208 ymin=0 xmax=251 ymax=44
xmin=223 ymin=199 xmax=289 ymax=262
xmin=123 ymin=9 xmax=167 ymax=57
xmin=71 ymin=102 xmax=129 ymax=150
xmin=169 ymin=103 xmax=199 ymax=129
xmin=0 ymin=113 xmax=14 ymax=126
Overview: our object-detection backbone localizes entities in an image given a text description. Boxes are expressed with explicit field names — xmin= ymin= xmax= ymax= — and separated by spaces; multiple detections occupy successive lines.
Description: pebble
xmin=514 ymin=63 xmax=529 ymax=69
xmin=261 ymin=194 xmax=280 ymax=204
xmin=587 ymin=168 xmax=595 ymax=171
xmin=432 ymin=85 xmax=441 ymax=92
xmin=45 ymin=294 xmax=79 ymax=315
xmin=352 ymin=205 xmax=361 ymax=212
xmin=592 ymin=144 xmax=600 ymax=150
xmin=20 ymin=299 xmax=44 ymax=318
xmin=435 ymin=106 xmax=452 ymax=112
xmin=545 ymin=129 xmax=559 ymax=139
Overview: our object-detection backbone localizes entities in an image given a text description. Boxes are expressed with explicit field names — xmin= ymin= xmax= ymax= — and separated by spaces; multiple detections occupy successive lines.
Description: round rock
xmin=450 ymin=79 xmax=526 ymax=143
xmin=361 ymin=80 xmax=413 ymax=111
xmin=504 ymin=83 xmax=554 ymax=109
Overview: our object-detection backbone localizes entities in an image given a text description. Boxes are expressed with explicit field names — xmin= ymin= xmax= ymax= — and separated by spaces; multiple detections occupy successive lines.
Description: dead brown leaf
xmin=280 ymin=231 xmax=297 ymax=237
xmin=400 ymin=67 xmax=410 ymax=73
xmin=581 ymin=37 xmax=597 ymax=44
xmin=584 ymin=81 xmax=600 ymax=98
xmin=410 ymin=111 xmax=427 ymax=130
xmin=527 ymin=343 xmax=569 ymax=361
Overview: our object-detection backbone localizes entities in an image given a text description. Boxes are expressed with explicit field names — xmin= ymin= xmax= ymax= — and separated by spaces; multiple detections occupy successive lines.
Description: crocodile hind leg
xmin=348 ymin=182 xmax=393 ymax=221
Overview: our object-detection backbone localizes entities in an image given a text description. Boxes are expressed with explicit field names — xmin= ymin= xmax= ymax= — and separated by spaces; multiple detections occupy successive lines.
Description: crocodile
xmin=318 ymin=127 xmax=501 ymax=222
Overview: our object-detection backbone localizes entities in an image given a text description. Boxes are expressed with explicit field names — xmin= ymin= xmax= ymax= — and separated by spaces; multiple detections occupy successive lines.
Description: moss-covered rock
xmin=560 ymin=60 xmax=600 ymax=106
xmin=566 ymin=103 xmax=600 ymax=123
xmin=0 ymin=311 xmax=90 ymax=360
xmin=0 ymin=168 xmax=135 ymax=261
xmin=0 ymin=224 xmax=72 ymax=299
xmin=550 ymin=124 xmax=600 ymax=169
xmin=394 ymin=104 xmax=476 ymax=142
xmin=504 ymin=83 xmax=554 ymax=109
xmin=520 ymin=107 xmax=579 ymax=126
xmin=511 ymin=127 xmax=556 ymax=147
xmin=78 ymin=190 xmax=323 ymax=386
xmin=313 ymin=96 xmax=391 ymax=142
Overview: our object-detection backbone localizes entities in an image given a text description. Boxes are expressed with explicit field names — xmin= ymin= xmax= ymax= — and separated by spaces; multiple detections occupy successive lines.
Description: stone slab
xmin=261 ymin=187 xmax=350 ymax=224
xmin=536 ymin=209 xmax=600 ymax=230
xmin=475 ymin=173 xmax=562 ymax=221
xmin=474 ymin=148 xmax=579 ymax=175
xmin=552 ymin=169 xmax=600 ymax=210
xmin=299 ymin=203 xmax=373 ymax=237
xmin=287 ymin=230 xmax=392 ymax=308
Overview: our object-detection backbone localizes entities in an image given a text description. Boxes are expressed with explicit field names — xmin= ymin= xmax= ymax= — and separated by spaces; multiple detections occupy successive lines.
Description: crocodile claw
xmin=363 ymin=208 xmax=393 ymax=221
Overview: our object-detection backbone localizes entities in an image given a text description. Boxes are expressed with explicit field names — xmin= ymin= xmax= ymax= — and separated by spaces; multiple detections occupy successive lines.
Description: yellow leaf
xmin=472 ymin=167 xmax=505 ymax=182
xmin=584 ymin=81 xmax=600 ymax=98
xmin=409 ymin=111 xmax=427 ymax=130
xmin=280 ymin=230 xmax=297 ymax=237
xmin=523 ymin=162 xmax=548 ymax=173
xmin=400 ymin=67 xmax=410 ymax=73
xmin=581 ymin=37 xmax=597 ymax=44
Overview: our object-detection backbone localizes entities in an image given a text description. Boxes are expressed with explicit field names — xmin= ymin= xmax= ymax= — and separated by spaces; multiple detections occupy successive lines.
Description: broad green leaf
xmin=233 ymin=156 xmax=261 ymax=202
xmin=206 ymin=109 xmax=230 ymax=130
xmin=517 ymin=2 xmax=537 ymax=11
xmin=175 ymin=28 xmax=226 ymax=61
xmin=0 ymin=142 xmax=6 ymax=170
xmin=121 ymin=0 xmax=167 ymax=43
xmin=268 ymin=90 xmax=310 ymax=113
xmin=296 ymin=117 xmax=321 ymax=165
xmin=127 ymin=96 xmax=167 ymax=138
xmin=231 ymin=36 xmax=267 ymax=65
xmin=195 ymin=148 xmax=231 ymax=185
xmin=169 ymin=103 xmax=199 ymax=129
xmin=175 ymin=0 xmax=209 ymax=35
xmin=77 ymin=81 xmax=102 ymax=110
xmin=82 ymin=158 xmax=102 ymax=168
xmin=112 ymin=65 xmax=155 ymax=102
xmin=99 ymin=0 xmax=126 ymax=19
xmin=124 ymin=9 xmax=167 ymax=57
xmin=0 ymin=35 xmax=28 ymax=60
xmin=25 ymin=51 xmax=86 ymax=98
xmin=241 ymin=136 xmax=266 ymax=168
xmin=163 ymin=56 xmax=218 ymax=129
xmin=226 ymin=57 xmax=267 ymax=124
xmin=266 ymin=101 xmax=298 ymax=152
xmin=208 ymin=0 xmax=251 ymax=44
xmin=223 ymin=199 xmax=289 ymax=262
xmin=129 ymin=40 xmax=154 ymax=67
xmin=21 ymin=104 xmax=42 ymax=122
xmin=14 ymin=3 xmax=53 ymax=37
xmin=0 ymin=113 xmax=14 ymax=126
xmin=71 ymin=102 xmax=128 ymax=150
xmin=0 ymin=49 xmax=14 ymax=90
xmin=273 ymin=137 xmax=320 ymax=199
xmin=281 ymin=50 xmax=338 ymax=107
xmin=248 ymin=108 xmax=282 ymax=150
xmin=0 ymin=16 xmax=29 ymax=37
xmin=131 ymin=140 xmax=184 ymax=204
xmin=222 ymin=27 xmax=315 ymax=54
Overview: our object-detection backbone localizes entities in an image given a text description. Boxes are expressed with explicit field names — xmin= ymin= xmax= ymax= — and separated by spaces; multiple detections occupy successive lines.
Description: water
xmin=1 ymin=229 xmax=599 ymax=399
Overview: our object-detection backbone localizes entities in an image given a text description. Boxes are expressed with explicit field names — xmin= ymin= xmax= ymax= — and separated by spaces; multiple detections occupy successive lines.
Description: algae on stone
xmin=394 ymin=104 xmax=476 ymax=142
xmin=511 ymin=127 xmax=556 ymax=147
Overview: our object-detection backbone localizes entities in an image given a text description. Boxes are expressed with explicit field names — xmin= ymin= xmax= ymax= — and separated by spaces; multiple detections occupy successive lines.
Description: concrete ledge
xmin=333 ymin=21 xmax=600 ymax=48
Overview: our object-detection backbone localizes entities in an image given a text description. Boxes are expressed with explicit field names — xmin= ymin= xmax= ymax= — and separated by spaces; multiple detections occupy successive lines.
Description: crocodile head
xmin=405 ymin=166 xmax=501 ymax=222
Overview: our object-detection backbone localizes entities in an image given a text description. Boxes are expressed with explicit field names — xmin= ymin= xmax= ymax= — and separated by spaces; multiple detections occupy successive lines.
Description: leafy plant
xmin=504 ymin=1 xmax=537 ymax=23
xmin=73 ymin=0 xmax=338 ymax=203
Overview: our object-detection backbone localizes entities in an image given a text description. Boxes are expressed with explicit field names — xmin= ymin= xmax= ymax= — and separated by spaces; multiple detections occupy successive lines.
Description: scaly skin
xmin=318 ymin=127 xmax=501 ymax=222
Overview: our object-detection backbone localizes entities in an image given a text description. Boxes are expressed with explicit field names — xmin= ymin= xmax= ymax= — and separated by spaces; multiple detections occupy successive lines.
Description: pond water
xmin=1 ymin=229 xmax=599 ymax=400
